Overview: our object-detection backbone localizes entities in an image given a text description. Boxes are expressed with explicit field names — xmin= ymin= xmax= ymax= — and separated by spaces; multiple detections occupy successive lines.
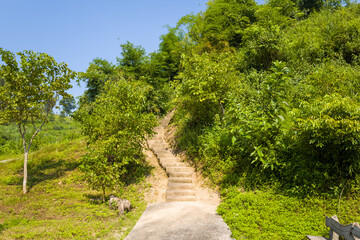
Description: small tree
xmin=74 ymin=76 xmax=156 ymax=201
xmin=117 ymin=41 xmax=147 ymax=79
xmin=79 ymin=58 xmax=116 ymax=102
xmin=0 ymin=49 xmax=76 ymax=194
xmin=60 ymin=96 xmax=76 ymax=117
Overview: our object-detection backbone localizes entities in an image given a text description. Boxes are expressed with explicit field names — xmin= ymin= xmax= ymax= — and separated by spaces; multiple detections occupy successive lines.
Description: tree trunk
xmin=23 ymin=151 xmax=28 ymax=194
xmin=219 ymin=100 xmax=225 ymax=117
xmin=102 ymin=185 xmax=106 ymax=203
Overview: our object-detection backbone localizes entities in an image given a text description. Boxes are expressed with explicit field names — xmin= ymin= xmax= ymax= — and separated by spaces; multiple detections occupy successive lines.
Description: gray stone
xmin=109 ymin=195 xmax=131 ymax=215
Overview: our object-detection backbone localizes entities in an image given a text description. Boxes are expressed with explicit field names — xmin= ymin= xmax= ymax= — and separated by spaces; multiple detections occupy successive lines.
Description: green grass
xmin=0 ymin=138 xmax=149 ymax=239
xmin=217 ymin=187 xmax=360 ymax=240
xmin=0 ymin=115 xmax=81 ymax=156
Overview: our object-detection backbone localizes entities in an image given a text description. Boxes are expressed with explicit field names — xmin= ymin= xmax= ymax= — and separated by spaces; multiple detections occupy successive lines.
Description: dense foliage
xmin=173 ymin=0 xmax=360 ymax=198
xmin=162 ymin=2 xmax=360 ymax=238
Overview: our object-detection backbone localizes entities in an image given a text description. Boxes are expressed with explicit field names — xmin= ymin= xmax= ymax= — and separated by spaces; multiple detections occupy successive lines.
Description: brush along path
xmin=125 ymin=113 xmax=233 ymax=240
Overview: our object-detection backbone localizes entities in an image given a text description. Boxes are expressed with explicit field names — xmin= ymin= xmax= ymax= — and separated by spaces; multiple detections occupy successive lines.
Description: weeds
xmin=218 ymin=188 xmax=360 ymax=239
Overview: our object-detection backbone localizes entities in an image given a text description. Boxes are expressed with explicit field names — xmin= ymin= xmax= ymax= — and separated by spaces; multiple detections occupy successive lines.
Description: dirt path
xmin=0 ymin=158 xmax=18 ymax=163
xmin=142 ymin=148 xmax=168 ymax=204
xmin=126 ymin=112 xmax=233 ymax=240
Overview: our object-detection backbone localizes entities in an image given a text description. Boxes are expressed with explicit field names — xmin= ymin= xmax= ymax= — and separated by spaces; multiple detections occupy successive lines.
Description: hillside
xmin=0 ymin=118 xmax=149 ymax=239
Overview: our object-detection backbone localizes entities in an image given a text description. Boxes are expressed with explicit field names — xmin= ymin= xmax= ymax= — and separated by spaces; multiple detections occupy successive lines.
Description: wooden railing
xmin=307 ymin=215 xmax=360 ymax=240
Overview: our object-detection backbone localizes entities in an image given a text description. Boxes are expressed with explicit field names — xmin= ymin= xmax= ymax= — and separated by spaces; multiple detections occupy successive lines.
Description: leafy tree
xmin=281 ymin=6 xmax=360 ymax=68
xmin=239 ymin=24 xmax=282 ymax=70
xmin=268 ymin=0 xmax=300 ymax=18
xmin=157 ymin=27 xmax=183 ymax=81
xmin=74 ymin=76 xmax=156 ymax=201
xmin=179 ymin=50 xmax=238 ymax=125
xmin=201 ymin=0 xmax=257 ymax=49
xmin=117 ymin=41 xmax=147 ymax=79
xmin=79 ymin=58 xmax=116 ymax=102
xmin=60 ymin=96 xmax=76 ymax=117
xmin=0 ymin=48 xmax=76 ymax=194
xmin=296 ymin=0 xmax=323 ymax=13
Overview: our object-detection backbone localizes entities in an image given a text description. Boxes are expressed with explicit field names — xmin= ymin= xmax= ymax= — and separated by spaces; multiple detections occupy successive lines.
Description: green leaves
xmin=295 ymin=95 xmax=360 ymax=175
xmin=201 ymin=0 xmax=257 ymax=48
xmin=79 ymin=58 xmax=117 ymax=102
xmin=74 ymin=75 xmax=156 ymax=199
xmin=179 ymin=50 xmax=238 ymax=124
xmin=117 ymin=41 xmax=148 ymax=80
xmin=0 ymin=49 xmax=75 ymax=125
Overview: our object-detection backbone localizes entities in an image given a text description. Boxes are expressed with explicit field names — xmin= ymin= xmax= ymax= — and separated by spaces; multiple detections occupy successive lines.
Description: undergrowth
xmin=217 ymin=187 xmax=360 ymax=239
xmin=0 ymin=137 xmax=149 ymax=239
xmin=172 ymin=109 xmax=360 ymax=239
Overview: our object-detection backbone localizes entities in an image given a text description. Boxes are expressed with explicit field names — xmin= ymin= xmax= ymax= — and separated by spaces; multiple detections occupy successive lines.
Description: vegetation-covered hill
xmin=2 ymin=0 xmax=360 ymax=239
xmin=167 ymin=0 xmax=360 ymax=238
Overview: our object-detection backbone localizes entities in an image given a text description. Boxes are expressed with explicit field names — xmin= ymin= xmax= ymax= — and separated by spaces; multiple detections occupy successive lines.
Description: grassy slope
xmin=0 ymin=119 xmax=149 ymax=239
xmin=0 ymin=115 xmax=81 ymax=156
xmin=217 ymin=187 xmax=360 ymax=239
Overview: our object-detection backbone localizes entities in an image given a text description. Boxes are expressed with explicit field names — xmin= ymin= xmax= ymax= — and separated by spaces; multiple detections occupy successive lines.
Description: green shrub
xmin=74 ymin=76 xmax=156 ymax=200
xmin=281 ymin=6 xmax=360 ymax=68
xmin=218 ymin=187 xmax=360 ymax=240
xmin=281 ymin=95 xmax=360 ymax=196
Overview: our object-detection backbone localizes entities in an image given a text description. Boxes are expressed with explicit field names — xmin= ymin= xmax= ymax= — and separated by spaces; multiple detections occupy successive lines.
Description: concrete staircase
xmin=147 ymin=120 xmax=196 ymax=202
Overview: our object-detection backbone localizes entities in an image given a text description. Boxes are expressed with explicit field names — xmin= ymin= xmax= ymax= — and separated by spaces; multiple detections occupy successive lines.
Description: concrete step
xmin=166 ymin=190 xmax=195 ymax=197
xmin=149 ymin=143 xmax=168 ymax=149
xmin=155 ymin=151 xmax=174 ymax=155
xmin=167 ymin=182 xmax=194 ymax=190
xmin=169 ymin=172 xmax=192 ymax=178
xmin=160 ymin=162 xmax=180 ymax=167
xmin=149 ymin=136 xmax=162 ymax=141
xmin=150 ymin=143 xmax=169 ymax=148
xmin=161 ymin=162 xmax=187 ymax=168
xmin=166 ymin=167 xmax=192 ymax=174
xmin=159 ymin=160 xmax=178 ymax=164
xmin=152 ymin=149 xmax=172 ymax=155
xmin=168 ymin=177 xmax=193 ymax=183
xmin=158 ymin=161 xmax=178 ymax=168
xmin=158 ymin=157 xmax=178 ymax=161
xmin=147 ymin=139 xmax=163 ymax=144
xmin=166 ymin=195 xmax=196 ymax=202
xmin=147 ymin=141 xmax=166 ymax=147
xmin=154 ymin=149 xmax=173 ymax=154
xmin=156 ymin=153 xmax=176 ymax=159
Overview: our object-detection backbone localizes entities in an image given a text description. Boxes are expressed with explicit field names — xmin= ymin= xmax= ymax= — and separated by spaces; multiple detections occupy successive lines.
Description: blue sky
xmin=1 ymin=0 xmax=264 ymax=99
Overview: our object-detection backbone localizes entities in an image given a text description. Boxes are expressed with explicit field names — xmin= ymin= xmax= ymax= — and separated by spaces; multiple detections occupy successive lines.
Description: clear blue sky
xmin=1 ymin=0 xmax=264 ymax=99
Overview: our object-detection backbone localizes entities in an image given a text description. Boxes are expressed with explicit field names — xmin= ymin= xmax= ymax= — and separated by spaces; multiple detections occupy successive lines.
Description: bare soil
xmin=143 ymin=148 xmax=168 ymax=204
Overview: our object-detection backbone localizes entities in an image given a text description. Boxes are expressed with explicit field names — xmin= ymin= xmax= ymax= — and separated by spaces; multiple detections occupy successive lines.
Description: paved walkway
xmin=125 ymin=202 xmax=233 ymax=240
xmin=126 ymin=112 xmax=233 ymax=240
